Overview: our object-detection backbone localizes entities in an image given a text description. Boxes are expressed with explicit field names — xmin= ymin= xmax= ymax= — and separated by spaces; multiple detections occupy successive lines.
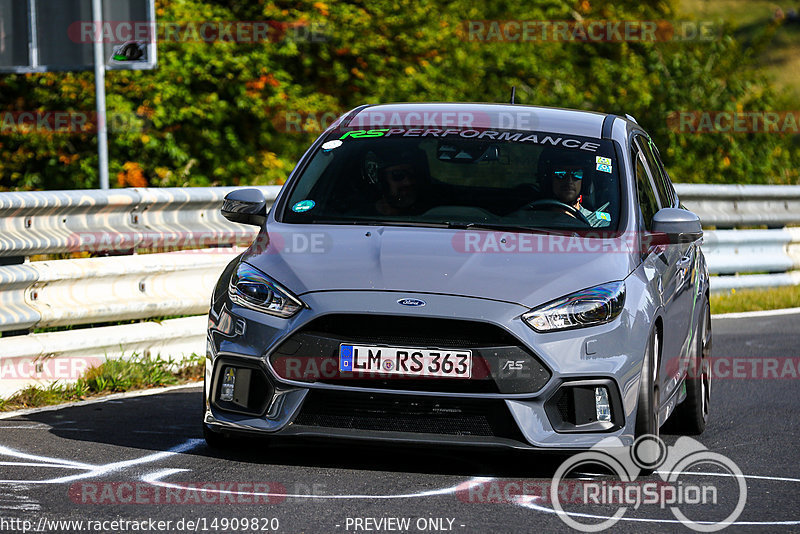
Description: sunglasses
xmin=553 ymin=169 xmax=584 ymax=181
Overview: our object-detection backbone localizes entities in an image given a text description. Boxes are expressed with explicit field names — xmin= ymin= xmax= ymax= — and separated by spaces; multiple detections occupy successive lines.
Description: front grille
xmin=302 ymin=314 xmax=521 ymax=347
xmin=270 ymin=314 xmax=552 ymax=395
xmin=293 ymin=390 xmax=526 ymax=441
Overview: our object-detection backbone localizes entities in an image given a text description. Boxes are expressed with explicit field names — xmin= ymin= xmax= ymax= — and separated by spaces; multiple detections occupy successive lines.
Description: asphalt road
xmin=0 ymin=311 xmax=798 ymax=534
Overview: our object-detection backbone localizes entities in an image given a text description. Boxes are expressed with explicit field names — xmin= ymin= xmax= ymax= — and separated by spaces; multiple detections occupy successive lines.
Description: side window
xmin=651 ymin=142 xmax=677 ymax=206
xmin=634 ymin=149 xmax=660 ymax=231
xmin=637 ymin=137 xmax=673 ymax=208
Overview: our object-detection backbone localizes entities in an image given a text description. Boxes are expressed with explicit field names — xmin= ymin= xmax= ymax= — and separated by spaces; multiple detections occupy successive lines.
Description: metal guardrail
xmin=702 ymin=227 xmax=800 ymax=292
xmin=0 ymin=184 xmax=798 ymax=397
xmin=674 ymin=184 xmax=800 ymax=292
xmin=0 ymin=249 xmax=242 ymax=331
xmin=674 ymin=183 xmax=800 ymax=228
xmin=0 ymin=316 xmax=206 ymax=397
xmin=0 ymin=186 xmax=281 ymax=258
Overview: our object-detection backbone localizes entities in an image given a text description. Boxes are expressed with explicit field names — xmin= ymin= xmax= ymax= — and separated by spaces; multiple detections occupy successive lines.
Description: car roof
xmin=342 ymin=102 xmax=625 ymax=139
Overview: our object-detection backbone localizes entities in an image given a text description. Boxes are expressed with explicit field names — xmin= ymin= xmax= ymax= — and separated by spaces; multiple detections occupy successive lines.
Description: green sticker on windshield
xmin=596 ymin=156 xmax=611 ymax=165
xmin=292 ymin=200 xmax=316 ymax=213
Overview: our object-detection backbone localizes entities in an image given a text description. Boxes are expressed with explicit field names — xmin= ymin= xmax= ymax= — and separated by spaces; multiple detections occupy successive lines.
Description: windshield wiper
xmin=309 ymin=219 xmax=450 ymax=228
xmin=306 ymin=218 xmax=574 ymax=235
xmin=443 ymin=222 xmax=573 ymax=236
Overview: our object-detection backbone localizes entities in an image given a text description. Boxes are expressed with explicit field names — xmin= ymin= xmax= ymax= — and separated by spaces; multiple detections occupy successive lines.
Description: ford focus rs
xmin=204 ymin=103 xmax=711 ymax=452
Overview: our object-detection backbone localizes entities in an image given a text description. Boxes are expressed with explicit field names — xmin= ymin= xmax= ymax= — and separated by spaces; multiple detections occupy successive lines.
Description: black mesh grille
xmin=293 ymin=390 xmax=526 ymax=441
xmin=557 ymin=391 xmax=572 ymax=422
xmin=303 ymin=314 xmax=520 ymax=348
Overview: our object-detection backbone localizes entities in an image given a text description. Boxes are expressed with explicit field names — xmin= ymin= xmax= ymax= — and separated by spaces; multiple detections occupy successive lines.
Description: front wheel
xmin=634 ymin=327 xmax=661 ymax=476
xmin=635 ymin=327 xmax=661 ymax=439
xmin=667 ymin=300 xmax=711 ymax=435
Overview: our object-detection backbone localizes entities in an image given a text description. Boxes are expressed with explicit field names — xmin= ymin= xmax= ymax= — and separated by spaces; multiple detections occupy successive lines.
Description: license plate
xmin=339 ymin=344 xmax=472 ymax=378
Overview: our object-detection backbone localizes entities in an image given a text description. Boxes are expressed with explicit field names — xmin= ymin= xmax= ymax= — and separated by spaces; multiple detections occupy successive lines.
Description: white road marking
xmin=0 ymin=439 xmax=203 ymax=484
xmin=0 ymin=462 xmax=87 ymax=469
xmin=571 ymin=470 xmax=800 ymax=483
xmin=712 ymin=307 xmax=800 ymax=319
xmin=0 ymin=486 xmax=41 ymax=513
xmin=517 ymin=496 xmax=800 ymax=526
xmin=141 ymin=469 xmax=493 ymax=500
xmin=1 ymin=408 xmax=798 ymax=528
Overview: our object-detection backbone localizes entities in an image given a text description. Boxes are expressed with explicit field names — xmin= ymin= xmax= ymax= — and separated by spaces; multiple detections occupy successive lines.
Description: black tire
xmin=635 ymin=326 xmax=661 ymax=439
xmin=668 ymin=300 xmax=711 ymax=435
xmin=634 ymin=327 xmax=660 ymax=476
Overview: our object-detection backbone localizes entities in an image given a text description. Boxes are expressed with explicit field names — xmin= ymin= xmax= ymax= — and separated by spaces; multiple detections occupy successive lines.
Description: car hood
xmin=241 ymin=223 xmax=638 ymax=309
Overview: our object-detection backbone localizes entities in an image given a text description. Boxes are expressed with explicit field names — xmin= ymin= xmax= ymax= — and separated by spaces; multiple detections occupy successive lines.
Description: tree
xmin=0 ymin=0 xmax=796 ymax=190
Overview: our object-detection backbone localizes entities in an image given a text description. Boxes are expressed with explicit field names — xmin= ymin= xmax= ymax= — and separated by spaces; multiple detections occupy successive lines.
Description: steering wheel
xmin=523 ymin=199 xmax=592 ymax=225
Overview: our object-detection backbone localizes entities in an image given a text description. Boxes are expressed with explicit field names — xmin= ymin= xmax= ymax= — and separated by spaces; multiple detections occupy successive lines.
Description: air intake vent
xmin=293 ymin=390 xmax=526 ymax=441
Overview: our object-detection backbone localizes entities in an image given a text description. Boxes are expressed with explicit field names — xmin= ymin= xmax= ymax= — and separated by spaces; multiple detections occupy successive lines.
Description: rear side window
xmin=634 ymin=150 xmax=660 ymax=231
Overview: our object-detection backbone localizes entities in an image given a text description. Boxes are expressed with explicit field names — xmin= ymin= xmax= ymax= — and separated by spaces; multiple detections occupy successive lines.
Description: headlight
xmin=522 ymin=281 xmax=625 ymax=332
xmin=228 ymin=262 xmax=304 ymax=318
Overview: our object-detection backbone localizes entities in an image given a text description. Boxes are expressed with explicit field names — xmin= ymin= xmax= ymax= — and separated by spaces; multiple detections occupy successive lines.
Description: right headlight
xmin=228 ymin=262 xmax=304 ymax=318
xmin=522 ymin=281 xmax=625 ymax=333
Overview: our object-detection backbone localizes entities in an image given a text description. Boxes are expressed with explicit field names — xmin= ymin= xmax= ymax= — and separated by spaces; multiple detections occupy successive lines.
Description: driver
xmin=541 ymin=151 xmax=610 ymax=227
xmin=364 ymin=148 xmax=433 ymax=216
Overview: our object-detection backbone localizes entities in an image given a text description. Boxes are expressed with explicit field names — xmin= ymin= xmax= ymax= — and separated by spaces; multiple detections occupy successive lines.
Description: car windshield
xmin=281 ymin=126 xmax=621 ymax=232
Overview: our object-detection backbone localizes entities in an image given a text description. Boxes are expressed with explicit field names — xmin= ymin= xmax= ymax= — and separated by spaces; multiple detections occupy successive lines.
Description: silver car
xmin=204 ymin=103 xmax=711 ymax=453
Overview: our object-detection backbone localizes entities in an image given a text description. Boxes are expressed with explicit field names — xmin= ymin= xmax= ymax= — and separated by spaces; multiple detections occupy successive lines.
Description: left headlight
xmin=522 ymin=281 xmax=625 ymax=333
xmin=228 ymin=262 xmax=304 ymax=318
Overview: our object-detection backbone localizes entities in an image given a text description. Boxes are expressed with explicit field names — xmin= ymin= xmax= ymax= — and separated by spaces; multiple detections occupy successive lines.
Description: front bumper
xmin=205 ymin=290 xmax=644 ymax=450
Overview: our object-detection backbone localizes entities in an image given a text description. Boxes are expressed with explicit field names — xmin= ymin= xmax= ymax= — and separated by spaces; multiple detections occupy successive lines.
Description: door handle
xmin=676 ymin=247 xmax=694 ymax=281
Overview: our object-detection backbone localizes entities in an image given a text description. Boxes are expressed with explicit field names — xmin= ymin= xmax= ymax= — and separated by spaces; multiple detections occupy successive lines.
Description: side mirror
xmin=652 ymin=208 xmax=703 ymax=244
xmin=221 ymin=189 xmax=267 ymax=227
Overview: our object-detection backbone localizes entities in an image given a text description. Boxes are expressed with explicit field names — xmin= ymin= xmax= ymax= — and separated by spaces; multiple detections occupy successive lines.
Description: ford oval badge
xmin=397 ymin=298 xmax=426 ymax=307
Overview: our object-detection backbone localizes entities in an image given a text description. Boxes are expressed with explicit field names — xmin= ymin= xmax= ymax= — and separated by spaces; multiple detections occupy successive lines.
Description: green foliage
xmin=711 ymin=284 xmax=800 ymax=314
xmin=0 ymin=352 xmax=204 ymax=411
xmin=0 ymin=0 xmax=797 ymax=190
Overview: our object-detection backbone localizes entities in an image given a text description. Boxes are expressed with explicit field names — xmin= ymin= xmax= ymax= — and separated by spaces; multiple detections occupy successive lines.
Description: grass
xmin=680 ymin=0 xmax=800 ymax=99
xmin=711 ymin=284 xmax=800 ymax=314
xmin=0 ymin=352 xmax=204 ymax=412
